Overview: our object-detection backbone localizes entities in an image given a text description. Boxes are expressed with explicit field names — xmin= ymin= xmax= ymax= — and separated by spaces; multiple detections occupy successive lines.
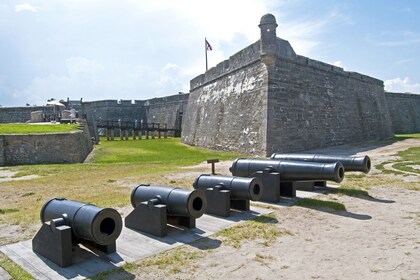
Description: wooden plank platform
xmin=0 ymin=206 xmax=272 ymax=280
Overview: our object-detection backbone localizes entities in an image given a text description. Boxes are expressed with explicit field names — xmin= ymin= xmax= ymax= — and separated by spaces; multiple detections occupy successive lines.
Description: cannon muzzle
xmin=130 ymin=184 xmax=206 ymax=218
xmin=193 ymin=174 xmax=262 ymax=201
xmin=270 ymin=153 xmax=371 ymax=173
xmin=230 ymin=158 xmax=345 ymax=183
xmin=40 ymin=198 xmax=122 ymax=246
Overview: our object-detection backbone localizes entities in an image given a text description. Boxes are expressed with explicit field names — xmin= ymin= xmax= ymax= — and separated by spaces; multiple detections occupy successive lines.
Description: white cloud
xmin=395 ymin=58 xmax=412 ymax=65
xmin=10 ymin=56 xmax=189 ymax=106
xmin=65 ymin=57 xmax=104 ymax=77
xmin=332 ymin=60 xmax=344 ymax=68
xmin=162 ymin=63 xmax=178 ymax=72
xmin=15 ymin=3 xmax=39 ymax=12
xmin=278 ymin=7 xmax=352 ymax=56
xmin=384 ymin=77 xmax=420 ymax=94
xmin=156 ymin=63 xmax=188 ymax=96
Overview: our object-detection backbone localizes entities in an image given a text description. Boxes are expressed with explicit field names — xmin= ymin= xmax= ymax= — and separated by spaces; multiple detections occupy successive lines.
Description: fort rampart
xmin=0 ymin=123 xmax=93 ymax=166
xmin=181 ymin=14 xmax=395 ymax=155
xmin=385 ymin=92 xmax=420 ymax=134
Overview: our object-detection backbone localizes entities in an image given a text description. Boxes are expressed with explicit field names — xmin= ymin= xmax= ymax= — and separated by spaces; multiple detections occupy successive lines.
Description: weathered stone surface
xmin=0 ymin=123 xmax=93 ymax=166
xmin=181 ymin=13 xmax=395 ymax=156
xmin=385 ymin=92 xmax=420 ymax=134
xmin=265 ymin=56 xmax=394 ymax=154
xmin=0 ymin=106 xmax=54 ymax=123
xmin=183 ymin=59 xmax=268 ymax=155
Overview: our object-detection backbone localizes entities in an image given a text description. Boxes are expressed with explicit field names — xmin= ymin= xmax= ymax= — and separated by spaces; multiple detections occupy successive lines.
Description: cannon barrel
xmin=193 ymin=175 xmax=262 ymax=201
xmin=230 ymin=158 xmax=345 ymax=183
xmin=130 ymin=184 xmax=206 ymax=218
xmin=270 ymin=153 xmax=371 ymax=173
xmin=40 ymin=198 xmax=123 ymax=246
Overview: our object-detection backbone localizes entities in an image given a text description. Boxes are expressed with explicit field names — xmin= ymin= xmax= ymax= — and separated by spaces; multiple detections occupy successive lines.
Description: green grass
xmin=136 ymin=247 xmax=205 ymax=275
xmin=375 ymin=145 xmax=420 ymax=176
xmin=94 ymin=137 xmax=243 ymax=165
xmin=216 ymin=213 xmax=291 ymax=248
xmin=0 ymin=137 xmax=244 ymax=242
xmin=91 ymin=247 xmax=207 ymax=278
xmin=395 ymin=133 xmax=420 ymax=139
xmin=328 ymin=187 xmax=370 ymax=197
xmin=295 ymin=198 xmax=346 ymax=211
xmin=0 ymin=208 xmax=19 ymax=214
xmin=0 ymin=123 xmax=79 ymax=134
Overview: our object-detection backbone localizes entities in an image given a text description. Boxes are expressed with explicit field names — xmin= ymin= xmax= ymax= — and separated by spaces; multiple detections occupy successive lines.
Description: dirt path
xmin=123 ymin=138 xmax=420 ymax=280
xmin=147 ymin=186 xmax=416 ymax=280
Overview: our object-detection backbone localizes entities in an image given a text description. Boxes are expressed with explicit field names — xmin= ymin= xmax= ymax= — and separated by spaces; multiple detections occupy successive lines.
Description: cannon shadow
xmin=323 ymin=186 xmax=395 ymax=204
xmin=291 ymin=194 xmax=372 ymax=220
xmin=294 ymin=202 xmax=372 ymax=220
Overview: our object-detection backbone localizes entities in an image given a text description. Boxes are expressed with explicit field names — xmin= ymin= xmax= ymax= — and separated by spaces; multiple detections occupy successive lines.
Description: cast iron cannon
xmin=270 ymin=153 xmax=371 ymax=173
xmin=125 ymin=184 xmax=207 ymax=237
xmin=230 ymin=158 xmax=345 ymax=202
xmin=193 ymin=174 xmax=263 ymax=216
xmin=32 ymin=198 xmax=123 ymax=267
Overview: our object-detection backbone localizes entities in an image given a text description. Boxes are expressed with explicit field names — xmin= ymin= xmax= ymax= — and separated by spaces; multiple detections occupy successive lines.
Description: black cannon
xmin=193 ymin=174 xmax=263 ymax=217
xmin=125 ymin=184 xmax=207 ymax=237
xmin=32 ymin=198 xmax=123 ymax=267
xmin=271 ymin=153 xmax=371 ymax=173
xmin=230 ymin=158 xmax=345 ymax=202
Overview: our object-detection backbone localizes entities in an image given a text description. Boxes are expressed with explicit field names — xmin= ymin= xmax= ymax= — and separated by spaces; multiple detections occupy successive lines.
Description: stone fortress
xmin=182 ymin=14 xmax=419 ymax=155
xmin=1 ymin=13 xmax=419 ymax=158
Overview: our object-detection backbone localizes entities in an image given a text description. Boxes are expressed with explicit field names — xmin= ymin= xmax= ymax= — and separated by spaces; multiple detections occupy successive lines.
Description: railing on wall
xmin=95 ymin=119 xmax=181 ymax=140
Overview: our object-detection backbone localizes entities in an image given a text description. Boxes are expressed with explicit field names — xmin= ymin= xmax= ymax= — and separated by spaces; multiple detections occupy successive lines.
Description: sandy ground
xmin=1 ymin=138 xmax=419 ymax=279
xmin=122 ymin=138 xmax=420 ymax=280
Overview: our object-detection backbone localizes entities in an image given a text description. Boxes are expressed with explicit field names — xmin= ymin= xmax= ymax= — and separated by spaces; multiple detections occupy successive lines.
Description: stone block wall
xmin=182 ymin=13 xmax=395 ymax=156
xmin=0 ymin=125 xmax=93 ymax=166
xmin=145 ymin=94 xmax=189 ymax=132
xmin=0 ymin=106 xmax=54 ymax=123
xmin=80 ymin=100 xmax=146 ymax=122
xmin=265 ymin=55 xmax=394 ymax=154
xmin=385 ymin=92 xmax=420 ymax=133
xmin=183 ymin=60 xmax=269 ymax=155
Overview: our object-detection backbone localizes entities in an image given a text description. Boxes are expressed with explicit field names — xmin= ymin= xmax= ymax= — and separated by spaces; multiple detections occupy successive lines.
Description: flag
xmin=205 ymin=39 xmax=212 ymax=51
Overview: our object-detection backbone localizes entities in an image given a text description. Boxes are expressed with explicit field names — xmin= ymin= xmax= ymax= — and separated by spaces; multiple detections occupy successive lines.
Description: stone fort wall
xmin=0 ymin=106 xmax=54 ymax=123
xmin=385 ymin=92 xmax=420 ymax=134
xmin=181 ymin=13 xmax=395 ymax=155
xmin=183 ymin=42 xmax=269 ymax=154
xmin=0 ymin=123 xmax=93 ymax=166
xmin=265 ymin=53 xmax=393 ymax=154
xmin=0 ymin=94 xmax=189 ymax=131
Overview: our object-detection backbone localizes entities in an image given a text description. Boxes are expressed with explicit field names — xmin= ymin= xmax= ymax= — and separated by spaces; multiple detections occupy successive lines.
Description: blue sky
xmin=1 ymin=0 xmax=419 ymax=107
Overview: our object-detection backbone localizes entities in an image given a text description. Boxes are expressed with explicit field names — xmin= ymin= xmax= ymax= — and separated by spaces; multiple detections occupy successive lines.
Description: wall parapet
xmin=190 ymin=36 xmax=382 ymax=94
xmin=190 ymin=41 xmax=261 ymax=90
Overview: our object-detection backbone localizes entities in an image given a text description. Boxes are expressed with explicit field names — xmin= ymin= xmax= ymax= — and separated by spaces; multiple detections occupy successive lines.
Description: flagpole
xmin=205 ymin=37 xmax=208 ymax=71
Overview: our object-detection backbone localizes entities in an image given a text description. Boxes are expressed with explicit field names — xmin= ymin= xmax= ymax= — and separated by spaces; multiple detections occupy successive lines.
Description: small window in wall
xmin=117 ymin=99 xmax=122 ymax=104
xmin=131 ymin=100 xmax=136 ymax=104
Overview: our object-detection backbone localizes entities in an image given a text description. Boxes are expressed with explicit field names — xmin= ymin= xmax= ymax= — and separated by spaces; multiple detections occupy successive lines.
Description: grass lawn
xmin=0 ymin=123 xmax=79 ymax=134
xmin=94 ymin=137 xmax=242 ymax=165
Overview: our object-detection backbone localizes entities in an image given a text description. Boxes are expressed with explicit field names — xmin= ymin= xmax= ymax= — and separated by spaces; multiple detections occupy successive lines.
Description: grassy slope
xmin=94 ymin=137 xmax=242 ymax=165
xmin=0 ymin=137 xmax=243 ymax=234
xmin=0 ymin=123 xmax=79 ymax=134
